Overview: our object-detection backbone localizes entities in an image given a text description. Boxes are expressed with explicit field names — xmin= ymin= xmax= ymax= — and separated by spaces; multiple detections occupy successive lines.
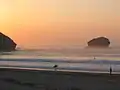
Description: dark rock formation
xmin=0 ymin=32 xmax=17 ymax=51
xmin=87 ymin=37 xmax=110 ymax=48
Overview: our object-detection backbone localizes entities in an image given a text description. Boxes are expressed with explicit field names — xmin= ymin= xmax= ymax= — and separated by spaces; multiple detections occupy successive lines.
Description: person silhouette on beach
xmin=53 ymin=65 xmax=58 ymax=71
xmin=110 ymin=65 xmax=112 ymax=75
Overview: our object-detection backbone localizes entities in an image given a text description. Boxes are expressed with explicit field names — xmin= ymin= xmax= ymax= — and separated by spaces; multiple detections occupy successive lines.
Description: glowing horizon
xmin=0 ymin=0 xmax=120 ymax=48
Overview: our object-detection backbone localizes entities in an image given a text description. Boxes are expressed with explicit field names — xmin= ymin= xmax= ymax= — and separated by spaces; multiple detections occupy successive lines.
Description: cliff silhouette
xmin=0 ymin=32 xmax=17 ymax=51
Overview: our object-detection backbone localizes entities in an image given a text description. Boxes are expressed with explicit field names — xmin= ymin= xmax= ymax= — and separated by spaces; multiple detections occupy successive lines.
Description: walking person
xmin=110 ymin=65 xmax=112 ymax=75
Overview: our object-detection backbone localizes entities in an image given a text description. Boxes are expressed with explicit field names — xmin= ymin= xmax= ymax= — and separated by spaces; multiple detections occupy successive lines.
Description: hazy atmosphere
xmin=0 ymin=0 xmax=120 ymax=48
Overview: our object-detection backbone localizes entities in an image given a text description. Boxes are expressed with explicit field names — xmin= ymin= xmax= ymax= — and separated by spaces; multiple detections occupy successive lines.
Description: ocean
xmin=0 ymin=47 xmax=120 ymax=73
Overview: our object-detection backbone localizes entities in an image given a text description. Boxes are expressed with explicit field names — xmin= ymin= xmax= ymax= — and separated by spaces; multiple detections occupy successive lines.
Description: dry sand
xmin=0 ymin=67 xmax=120 ymax=90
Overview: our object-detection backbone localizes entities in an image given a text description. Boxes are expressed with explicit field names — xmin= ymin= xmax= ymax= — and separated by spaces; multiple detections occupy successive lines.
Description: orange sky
xmin=0 ymin=0 xmax=120 ymax=48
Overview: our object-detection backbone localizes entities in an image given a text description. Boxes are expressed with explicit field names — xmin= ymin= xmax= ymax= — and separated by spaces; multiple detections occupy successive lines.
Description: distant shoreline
xmin=0 ymin=67 xmax=120 ymax=76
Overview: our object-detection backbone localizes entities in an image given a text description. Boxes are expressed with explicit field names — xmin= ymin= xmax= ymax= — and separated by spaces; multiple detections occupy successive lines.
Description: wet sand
xmin=0 ymin=67 xmax=120 ymax=90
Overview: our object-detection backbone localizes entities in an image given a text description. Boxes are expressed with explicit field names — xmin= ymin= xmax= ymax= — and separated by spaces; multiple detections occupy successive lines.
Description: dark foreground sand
xmin=0 ymin=68 xmax=120 ymax=90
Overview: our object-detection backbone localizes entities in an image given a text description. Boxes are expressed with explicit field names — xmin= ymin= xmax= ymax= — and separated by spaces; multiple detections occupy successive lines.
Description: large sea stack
xmin=87 ymin=37 xmax=110 ymax=48
xmin=0 ymin=32 xmax=17 ymax=51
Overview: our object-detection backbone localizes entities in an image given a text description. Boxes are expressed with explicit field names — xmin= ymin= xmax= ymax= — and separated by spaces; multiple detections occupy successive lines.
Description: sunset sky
xmin=0 ymin=0 xmax=120 ymax=48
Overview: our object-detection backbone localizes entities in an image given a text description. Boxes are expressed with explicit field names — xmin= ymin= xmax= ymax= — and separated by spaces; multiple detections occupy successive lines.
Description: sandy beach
xmin=0 ymin=67 xmax=119 ymax=90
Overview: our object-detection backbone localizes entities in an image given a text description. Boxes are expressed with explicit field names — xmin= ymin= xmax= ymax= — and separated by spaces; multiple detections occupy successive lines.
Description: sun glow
xmin=0 ymin=0 xmax=120 ymax=48
xmin=0 ymin=1 xmax=13 ymax=23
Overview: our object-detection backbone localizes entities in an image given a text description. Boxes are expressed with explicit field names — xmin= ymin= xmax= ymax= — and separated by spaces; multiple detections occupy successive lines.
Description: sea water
xmin=0 ymin=47 xmax=120 ymax=73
